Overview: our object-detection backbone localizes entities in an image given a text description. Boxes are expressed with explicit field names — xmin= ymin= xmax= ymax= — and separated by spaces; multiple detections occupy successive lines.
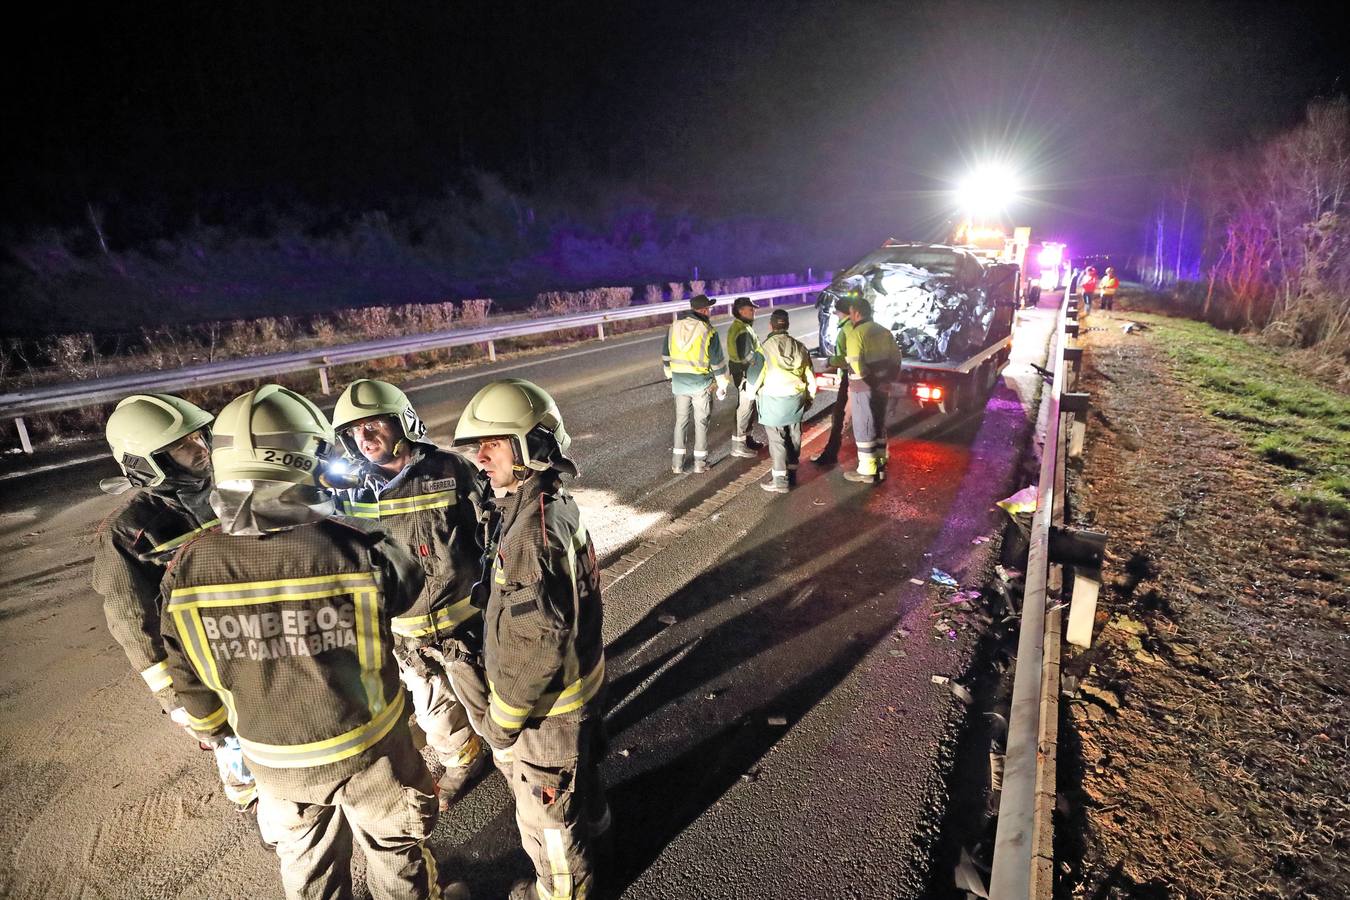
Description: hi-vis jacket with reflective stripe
xmin=746 ymin=331 xmax=817 ymax=427
xmin=457 ymin=472 xmax=605 ymax=762
xmin=726 ymin=317 xmax=761 ymax=372
xmin=844 ymin=319 xmax=903 ymax=388
xmin=337 ymin=442 xmax=485 ymax=648
xmin=662 ymin=312 xmax=730 ymax=396
xmin=160 ymin=517 xmax=425 ymax=792
xmin=1099 ymin=274 xmax=1119 ymax=296
xmin=92 ymin=488 xmax=220 ymax=711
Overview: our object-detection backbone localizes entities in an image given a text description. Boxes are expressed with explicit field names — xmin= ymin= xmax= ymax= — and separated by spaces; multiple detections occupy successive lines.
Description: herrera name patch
xmin=426 ymin=478 xmax=456 ymax=492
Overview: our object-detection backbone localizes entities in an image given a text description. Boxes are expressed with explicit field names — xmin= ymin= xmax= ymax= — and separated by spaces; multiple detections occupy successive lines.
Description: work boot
xmin=811 ymin=451 xmax=838 ymax=466
xmin=843 ymin=469 xmax=880 ymax=484
xmin=672 ymin=455 xmax=685 ymax=474
xmin=437 ymin=740 xmax=491 ymax=811
xmin=729 ymin=437 xmax=757 ymax=459
xmin=745 ymin=435 xmax=765 ymax=451
xmin=760 ymin=477 xmax=789 ymax=494
xmin=692 ymin=458 xmax=710 ymax=474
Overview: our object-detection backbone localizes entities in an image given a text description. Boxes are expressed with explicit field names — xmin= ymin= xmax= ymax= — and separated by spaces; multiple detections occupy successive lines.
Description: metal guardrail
xmin=1 ymin=282 xmax=829 ymax=452
xmin=989 ymin=287 xmax=1100 ymax=898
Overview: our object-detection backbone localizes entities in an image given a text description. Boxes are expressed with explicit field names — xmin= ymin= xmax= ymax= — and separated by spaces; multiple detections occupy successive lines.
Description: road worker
xmin=92 ymin=393 xmax=258 ymax=823
xmin=843 ymin=299 xmax=902 ymax=484
xmin=450 ymin=378 xmax=609 ymax=900
xmin=812 ymin=296 xmax=855 ymax=466
xmin=663 ymin=293 xmax=731 ymax=473
xmin=159 ymin=384 xmax=448 ymax=900
xmin=1080 ymin=265 xmax=1099 ymax=314
xmin=726 ymin=296 xmax=765 ymax=459
xmin=749 ymin=309 xmax=817 ymax=493
xmin=1099 ymin=266 xmax=1120 ymax=311
xmin=331 ymin=379 xmax=489 ymax=809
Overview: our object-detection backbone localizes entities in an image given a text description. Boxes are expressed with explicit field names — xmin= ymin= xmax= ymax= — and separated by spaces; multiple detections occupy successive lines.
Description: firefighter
xmin=748 ymin=309 xmax=818 ymax=493
xmin=330 ymin=379 xmax=489 ymax=809
xmin=449 ymin=378 xmax=609 ymax=900
xmin=92 ymin=393 xmax=258 ymax=821
xmin=1080 ymin=266 xmax=1099 ymax=314
xmin=812 ymin=296 xmax=855 ymax=466
xmin=726 ymin=296 xmax=765 ymax=459
xmin=843 ymin=299 xmax=902 ymax=484
xmin=159 ymin=384 xmax=447 ymax=900
xmin=1099 ymin=266 xmax=1120 ymax=311
xmin=662 ymin=293 xmax=731 ymax=473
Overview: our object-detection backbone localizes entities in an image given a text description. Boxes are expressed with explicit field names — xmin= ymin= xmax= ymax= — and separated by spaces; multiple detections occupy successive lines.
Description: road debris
xmin=930 ymin=568 xmax=959 ymax=587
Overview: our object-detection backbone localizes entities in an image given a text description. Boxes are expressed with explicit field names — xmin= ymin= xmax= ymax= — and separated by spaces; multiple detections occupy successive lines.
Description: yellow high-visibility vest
xmin=665 ymin=317 xmax=716 ymax=375
xmin=727 ymin=318 xmax=760 ymax=366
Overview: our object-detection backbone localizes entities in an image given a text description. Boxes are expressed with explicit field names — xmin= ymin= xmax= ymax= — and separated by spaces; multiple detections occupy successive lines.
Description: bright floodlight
xmin=955 ymin=165 xmax=1020 ymax=218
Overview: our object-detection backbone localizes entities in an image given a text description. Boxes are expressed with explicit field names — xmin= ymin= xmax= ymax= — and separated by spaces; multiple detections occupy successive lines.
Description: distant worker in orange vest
xmin=1098 ymin=267 xmax=1120 ymax=311
xmin=1079 ymin=266 xmax=1099 ymax=314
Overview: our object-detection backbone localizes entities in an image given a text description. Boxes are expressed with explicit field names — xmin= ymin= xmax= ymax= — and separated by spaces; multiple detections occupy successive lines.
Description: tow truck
xmin=812 ymin=240 xmax=1018 ymax=414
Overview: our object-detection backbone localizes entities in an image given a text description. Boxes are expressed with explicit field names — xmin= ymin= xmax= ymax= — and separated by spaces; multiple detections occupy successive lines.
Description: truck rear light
xmin=914 ymin=384 xmax=943 ymax=401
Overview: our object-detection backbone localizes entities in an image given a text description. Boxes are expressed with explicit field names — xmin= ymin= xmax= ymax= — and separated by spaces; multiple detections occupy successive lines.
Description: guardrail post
xmin=486 ymin=340 xmax=497 ymax=362
xmin=1066 ymin=568 xmax=1102 ymax=647
xmin=1068 ymin=418 xmax=1087 ymax=458
xmin=318 ymin=367 xmax=331 ymax=395
xmin=597 ymin=322 xmax=606 ymax=341
xmin=15 ymin=417 xmax=33 ymax=454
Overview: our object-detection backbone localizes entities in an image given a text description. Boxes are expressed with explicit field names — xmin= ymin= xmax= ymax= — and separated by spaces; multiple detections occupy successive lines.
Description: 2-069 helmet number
xmin=261 ymin=450 xmax=314 ymax=471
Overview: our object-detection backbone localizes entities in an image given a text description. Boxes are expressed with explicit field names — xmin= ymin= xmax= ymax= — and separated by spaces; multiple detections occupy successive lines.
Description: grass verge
xmin=1131 ymin=312 xmax=1350 ymax=533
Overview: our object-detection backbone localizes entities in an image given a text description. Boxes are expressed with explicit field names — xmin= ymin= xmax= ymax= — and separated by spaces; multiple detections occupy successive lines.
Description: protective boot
xmin=760 ymin=477 xmax=789 ymax=494
xmin=843 ymin=469 xmax=880 ymax=485
xmin=744 ymin=435 xmax=765 ymax=452
xmin=436 ymin=735 xmax=490 ymax=810
xmin=672 ymin=453 xmax=685 ymax=474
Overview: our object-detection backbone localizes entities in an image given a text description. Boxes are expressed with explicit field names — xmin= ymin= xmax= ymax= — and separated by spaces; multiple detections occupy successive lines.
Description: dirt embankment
xmin=1057 ymin=310 xmax=1349 ymax=898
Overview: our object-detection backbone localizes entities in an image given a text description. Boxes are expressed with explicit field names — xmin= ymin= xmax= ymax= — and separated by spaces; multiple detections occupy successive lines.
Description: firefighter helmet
xmin=452 ymin=378 xmax=577 ymax=476
xmin=105 ymin=393 xmax=214 ymax=487
xmin=331 ymin=378 xmax=426 ymax=458
xmin=211 ymin=385 xmax=334 ymax=486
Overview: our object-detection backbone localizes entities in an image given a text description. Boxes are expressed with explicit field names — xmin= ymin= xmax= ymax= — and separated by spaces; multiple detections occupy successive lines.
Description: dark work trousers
xmin=1099 ymin=292 xmax=1115 ymax=311
xmin=818 ymin=369 xmax=850 ymax=458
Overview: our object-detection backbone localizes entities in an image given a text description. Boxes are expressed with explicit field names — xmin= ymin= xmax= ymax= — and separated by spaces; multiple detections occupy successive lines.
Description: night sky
xmin=5 ymin=0 xmax=1346 ymax=256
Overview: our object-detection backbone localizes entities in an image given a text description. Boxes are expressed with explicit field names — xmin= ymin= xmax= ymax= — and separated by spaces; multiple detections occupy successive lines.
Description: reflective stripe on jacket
xmin=160 ymin=517 xmax=424 ymax=790
xmin=726 ymin=318 xmax=760 ymax=366
xmin=1099 ymin=275 xmax=1119 ymax=295
xmin=92 ymin=489 xmax=220 ymax=707
xmin=663 ymin=313 xmax=729 ymax=394
xmin=748 ymin=331 xmax=818 ymax=427
xmin=473 ymin=472 xmax=606 ymax=759
xmin=337 ymin=443 xmax=485 ymax=646
xmin=844 ymin=320 xmax=902 ymax=382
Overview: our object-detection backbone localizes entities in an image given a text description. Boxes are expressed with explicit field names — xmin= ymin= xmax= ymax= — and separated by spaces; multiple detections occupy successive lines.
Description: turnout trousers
xmin=397 ymin=649 xmax=480 ymax=769
xmin=848 ymin=381 xmax=890 ymax=477
xmin=255 ymin=739 xmax=441 ymax=900
xmin=765 ymin=423 xmax=802 ymax=486
xmin=672 ymin=386 xmax=714 ymax=465
xmin=496 ymin=721 xmax=610 ymax=900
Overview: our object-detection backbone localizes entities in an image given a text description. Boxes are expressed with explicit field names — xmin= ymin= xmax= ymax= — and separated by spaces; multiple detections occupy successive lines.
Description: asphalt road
xmin=0 ymin=299 xmax=1058 ymax=898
